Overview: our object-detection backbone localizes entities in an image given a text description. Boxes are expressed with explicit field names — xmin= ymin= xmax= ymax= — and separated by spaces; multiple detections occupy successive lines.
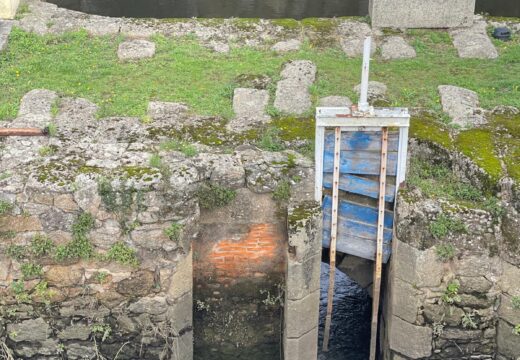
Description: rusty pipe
xmin=0 ymin=128 xmax=48 ymax=137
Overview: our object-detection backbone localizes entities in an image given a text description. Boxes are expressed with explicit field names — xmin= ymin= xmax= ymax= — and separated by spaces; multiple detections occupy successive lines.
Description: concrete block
xmin=0 ymin=0 xmax=19 ymax=19
xmin=284 ymin=290 xmax=320 ymax=339
xmin=286 ymin=253 xmax=321 ymax=301
xmin=287 ymin=200 xmax=322 ymax=263
xmin=388 ymin=316 xmax=432 ymax=359
xmin=284 ymin=327 xmax=318 ymax=360
xmin=369 ymin=0 xmax=475 ymax=28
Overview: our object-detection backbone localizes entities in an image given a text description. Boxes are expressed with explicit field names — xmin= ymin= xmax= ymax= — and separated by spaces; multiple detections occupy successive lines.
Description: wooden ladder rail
xmin=322 ymin=126 xmax=342 ymax=352
xmin=369 ymin=127 xmax=389 ymax=360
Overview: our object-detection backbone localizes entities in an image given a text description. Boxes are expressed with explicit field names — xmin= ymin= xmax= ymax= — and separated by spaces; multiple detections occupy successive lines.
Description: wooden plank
xmin=322 ymin=195 xmax=394 ymax=229
xmin=324 ymin=131 xmax=399 ymax=152
xmin=323 ymin=210 xmax=393 ymax=242
xmin=322 ymin=229 xmax=392 ymax=263
xmin=322 ymin=127 xmax=342 ymax=352
xmin=323 ymin=173 xmax=396 ymax=202
xmin=370 ymin=127 xmax=389 ymax=360
xmin=323 ymin=150 xmax=398 ymax=176
xmin=315 ymin=126 xmax=325 ymax=203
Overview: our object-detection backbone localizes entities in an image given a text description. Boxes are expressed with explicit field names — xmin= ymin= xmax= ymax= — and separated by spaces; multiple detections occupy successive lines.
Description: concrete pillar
xmin=369 ymin=0 xmax=476 ymax=28
xmin=284 ymin=175 xmax=322 ymax=360
xmin=0 ymin=0 xmax=19 ymax=19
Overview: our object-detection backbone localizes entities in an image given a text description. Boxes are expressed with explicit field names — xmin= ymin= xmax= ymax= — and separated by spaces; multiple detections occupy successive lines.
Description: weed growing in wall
xmin=164 ymin=223 xmax=183 ymax=242
xmin=45 ymin=123 xmax=58 ymax=137
xmin=55 ymin=212 xmax=95 ymax=261
xmin=435 ymin=244 xmax=456 ymax=262
xmin=513 ymin=324 xmax=520 ymax=336
xmin=197 ymin=182 xmax=236 ymax=210
xmin=461 ymin=311 xmax=478 ymax=329
xmin=441 ymin=281 xmax=461 ymax=305
xmin=429 ymin=214 xmax=467 ymax=239
xmin=20 ymin=263 xmax=43 ymax=280
xmin=257 ymin=127 xmax=285 ymax=152
xmin=160 ymin=140 xmax=198 ymax=157
xmin=101 ymin=242 xmax=139 ymax=267
xmin=38 ymin=145 xmax=57 ymax=157
xmin=91 ymin=323 xmax=112 ymax=342
xmin=272 ymin=180 xmax=291 ymax=202
xmin=0 ymin=200 xmax=13 ymax=215
xmin=511 ymin=296 xmax=520 ymax=310
xmin=149 ymin=153 xmax=162 ymax=168
xmin=94 ymin=271 xmax=108 ymax=284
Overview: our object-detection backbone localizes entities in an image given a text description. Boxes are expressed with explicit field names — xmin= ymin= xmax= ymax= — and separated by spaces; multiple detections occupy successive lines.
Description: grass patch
xmin=38 ymin=145 xmax=57 ymax=157
xmin=429 ymin=214 xmax=467 ymax=239
xmin=197 ymin=182 xmax=236 ymax=210
xmin=20 ymin=263 xmax=43 ymax=280
xmin=273 ymin=180 xmax=291 ymax=202
xmin=435 ymin=243 xmax=456 ymax=262
xmin=164 ymin=223 xmax=183 ymax=242
xmin=257 ymin=127 xmax=285 ymax=151
xmin=160 ymin=139 xmax=198 ymax=157
xmin=102 ymin=242 xmax=139 ymax=267
xmin=149 ymin=153 xmax=162 ymax=168
xmin=0 ymin=200 xmax=13 ymax=215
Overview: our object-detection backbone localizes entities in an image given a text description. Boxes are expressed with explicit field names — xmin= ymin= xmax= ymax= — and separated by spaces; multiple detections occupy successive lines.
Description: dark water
xmin=318 ymin=262 xmax=371 ymax=360
xmin=46 ymin=0 xmax=519 ymax=19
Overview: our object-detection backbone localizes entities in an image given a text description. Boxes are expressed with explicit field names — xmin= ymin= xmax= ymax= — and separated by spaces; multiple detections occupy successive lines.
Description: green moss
xmin=270 ymin=19 xmax=301 ymax=30
xmin=455 ymin=129 xmax=502 ymax=181
xmin=301 ymin=18 xmax=337 ymax=33
xmin=232 ymin=18 xmax=261 ymax=31
xmin=257 ymin=127 xmax=285 ymax=151
xmin=271 ymin=117 xmax=315 ymax=142
xmin=288 ymin=201 xmax=320 ymax=229
xmin=0 ymin=200 xmax=13 ymax=215
xmin=121 ymin=166 xmax=160 ymax=180
xmin=491 ymin=114 xmax=520 ymax=182
xmin=409 ymin=114 xmax=453 ymax=149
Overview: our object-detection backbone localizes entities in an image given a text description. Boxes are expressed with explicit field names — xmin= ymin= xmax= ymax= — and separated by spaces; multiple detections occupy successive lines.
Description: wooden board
xmin=323 ymin=211 xmax=393 ymax=243
xmin=323 ymin=173 xmax=396 ymax=202
xmin=323 ymin=150 xmax=398 ymax=176
xmin=324 ymin=131 xmax=399 ymax=152
xmin=322 ymin=195 xmax=393 ymax=229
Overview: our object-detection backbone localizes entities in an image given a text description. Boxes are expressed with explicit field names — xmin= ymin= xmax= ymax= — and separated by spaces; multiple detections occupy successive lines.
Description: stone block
xmin=167 ymin=251 xmax=193 ymax=299
xmin=54 ymin=193 xmax=78 ymax=212
xmin=285 ymin=290 xmax=320 ymax=338
xmin=497 ymin=319 xmax=520 ymax=359
xmin=459 ymin=276 xmax=493 ymax=294
xmin=318 ymin=96 xmax=352 ymax=107
xmin=45 ymin=265 xmax=84 ymax=287
xmin=287 ymin=200 xmax=321 ymax=263
xmin=117 ymin=39 xmax=156 ymax=61
xmin=7 ymin=317 xmax=50 ymax=342
xmin=58 ymin=324 xmax=91 ymax=340
xmin=369 ymin=0 xmax=475 ymax=28
xmin=286 ymin=253 xmax=321 ymax=301
xmin=129 ymin=296 xmax=168 ymax=315
xmin=167 ymin=291 xmax=192 ymax=331
xmin=381 ymin=36 xmax=416 ymax=60
xmin=499 ymin=261 xmax=520 ymax=297
xmin=0 ymin=0 xmax=19 ymax=20
xmin=389 ymin=316 xmax=432 ymax=359
xmin=284 ymin=326 xmax=318 ymax=360
xmin=0 ymin=215 xmax=43 ymax=232
xmin=391 ymin=279 xmax=420 ymax=324
xmin=498 ymin=294 xmax=520 ymax=325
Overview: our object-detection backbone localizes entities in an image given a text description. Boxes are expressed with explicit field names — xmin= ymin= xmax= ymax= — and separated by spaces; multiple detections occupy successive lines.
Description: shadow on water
xmin=318 ymin=262 xmax=371 ymax=360
xmin=476 ymin=0 xmax=520 ymax=18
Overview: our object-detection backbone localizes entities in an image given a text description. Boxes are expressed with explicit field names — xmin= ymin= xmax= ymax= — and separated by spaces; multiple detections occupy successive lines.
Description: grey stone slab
xmin=451 ymin=21 xmax=498 ymax=59
xmin=271 ymin=39 xmax=302 ymax=53
xmin=0 ymin=20 xmax=14 ymax=51
xmin=381 ymin=36 xmax=417 ymax=60
xmin=391 ymin=279 xmax=420 ymax=324
xmin=498 ymin=294 xmax=520 ymax=325
xmin=370 ymin=0 xmax=475 ymax=28
xmin=274 ymin=78 xmax=312 ymax=115
xmin=228 ymin=88 xmax=270 ymax=132
xmin=499 ymin=261 xmax=520 ymax=297
xmin=389 ymin=316 xmax=433 ymax=359
xmin=318 ymin=96 xmax=352 ymax=107
xmin=286 ymin=252 xmax=321 ymax=301
xmin=117 ymin=39 xmax=156 ymax=61
xmin=497 ymin=319 xmax=520 ymax=359
xmin=7 ymin=317 xmax=50 ymax=342
xmin=354 ymin=81 xmax=387 ymax=101
xmin=438 ymin=85 xmax=486 ymax=127
xmin=285 ymin=290 xmax=320 ymax=338
xmin=284 ymin=327 xmax=318 ymax=360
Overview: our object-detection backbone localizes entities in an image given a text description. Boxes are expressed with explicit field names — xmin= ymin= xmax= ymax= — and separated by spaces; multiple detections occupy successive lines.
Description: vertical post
xmin=315 ymin=124 xmax=325 ymax=203
xmin=396 ymin=126 xmax=409 ymax=192
xmin=369 ymin=127 xmax=389 ymax=360
xmin=358 ymin=37 xmax=372 ymax=113
xmin=322 ymin=126 xmax=342 ymax=352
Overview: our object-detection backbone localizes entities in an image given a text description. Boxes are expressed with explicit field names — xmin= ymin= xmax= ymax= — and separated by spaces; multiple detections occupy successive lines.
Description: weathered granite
xmin=117 ymin=39 xmax=156 ymax=61
xmin=438 ymin=85 xmax=486 ymax=127
xmin=271 ymin=39 xmax=302 ymax=53
xmin=381 ymin=36 xmax=417 ymax=60
xmin=451 ymin=20 xmax=498 ymax=59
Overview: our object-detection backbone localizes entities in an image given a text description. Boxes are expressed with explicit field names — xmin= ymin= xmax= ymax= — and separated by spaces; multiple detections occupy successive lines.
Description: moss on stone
xmin=455 ymin=129 xmax=502 ymax=181
xmin=121 ymin=166 xmax=160 ymax=180
xmin=301 ymin=18 xmax=337 ymax=33
xmin=270 ymin=19 xmax=300 ymax=30
xmin=491 ymin=114 xmax=520 ymax=181
xmin=232 ymin=18 xmax=261 ymax=31
xmin=288 ymin=201 xmax=320 ymax=229
xmin=409 ymin=114 xmax=453 ymax=149
xmin=271 ymin=117 xmax=315 ymax=142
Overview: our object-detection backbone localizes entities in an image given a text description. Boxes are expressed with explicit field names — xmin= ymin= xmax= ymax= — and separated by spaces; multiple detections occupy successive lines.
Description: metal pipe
xmin=0 ymin=128 xmax=48 ymax=137
xmin=358 ymin=36 xmax=372 ymax=112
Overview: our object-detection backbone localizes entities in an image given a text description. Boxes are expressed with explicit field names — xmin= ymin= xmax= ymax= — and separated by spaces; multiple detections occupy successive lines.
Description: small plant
xmin=164 ymin=223 xmax=183 ymax=242
xmin=432 ymin=321 xmax=445 ymax=337
xmin=50 ymin=99 xmax=60 ymax=117
xmin=140 ymin=115 xmax=152 ymax=124
xmin=273 ymin=180 xmax=291 ymax=202
xmin=30 ymin=234 xmax=54 ymax=257
xmin=45 ymin=123 xmax=58 ymax=137
xmin=94 ymin=271 xmax=109 ymax=284
xmin=513 ymin=324 xmax=520 ymax=336
xmin=91 ymin=323 xmax=112 ymax=342
xmin=20 ymin=263 xmax=43 ymax=280
xmin=160 ymin=140 xmax=198 ymax=157
xmin=429 ymin=214 xmax=467 ymax=239
xmin=0 ymin=200 xmax=13 ymax=215
xmin=435 ymin=244 xmax=456 ymax=262
xmin=483 ymin=197 xmax=505 ymax=222
xmin=257 ymin=127 xmax=285 ymax=152
xmin=441 ymin=281 xmax=461 ymax=305
xmin=38 ymin=145 xmax=57 ymax=157
xmin=196 ymin=300 xmax=210 ymax=312
xmin=0 ymin=171 xmax=12 ymax=181
xmin=149 ymin=153 xmax=162 ymax=168
xmin=7 ymin=245 xmax=25 ymax=260
xmin=55 ymin=212 xmax=95 ymax=261
xmin=11 ymin=280 xmax=31 ymax=303
xmin=103 ymin=242 xmax=139 ymax=267
xmin=461 ymin=312 xmax=478 ymax=329
xmin=511 ymin=296 xmax=520 ymax=310
xmin=197 ymin=182 xmax=236 ymax=210
xmin=34 ymin=280 xmax=55 ymax=304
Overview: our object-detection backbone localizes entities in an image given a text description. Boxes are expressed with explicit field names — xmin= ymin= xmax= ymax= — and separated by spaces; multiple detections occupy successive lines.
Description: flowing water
xmin=45 ymin=0 xmax=519 ymax=19
xmin=318 ymin=262 xmax=371 ymax=360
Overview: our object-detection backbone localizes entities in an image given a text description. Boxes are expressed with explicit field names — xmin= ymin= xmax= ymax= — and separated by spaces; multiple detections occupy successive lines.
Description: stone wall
xmin=0 ymin=89 xmax=318 ymax=359
xmin=0 ymin=0 xmax=19 ymax=19
xmin=369 ymin=0 xmax=475 ymax=28
xmin=382 ymin=143 xmax=520 ymax=360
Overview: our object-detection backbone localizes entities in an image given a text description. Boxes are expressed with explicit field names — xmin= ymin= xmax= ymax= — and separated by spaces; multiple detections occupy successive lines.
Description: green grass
xmin=197 ymin=182 xmax=236 ymax=210
xmin=2 ymin=28 xmax=520 ymax=122
xmin=429 ymin=214 xmax=467 ymax=239
xmin=160 ymin=139 xmax=198 ymax=157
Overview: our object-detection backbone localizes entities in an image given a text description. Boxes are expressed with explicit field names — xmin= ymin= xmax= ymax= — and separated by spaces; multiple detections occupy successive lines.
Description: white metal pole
xmin=358 ymin=37 xmax=372 ymax=112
